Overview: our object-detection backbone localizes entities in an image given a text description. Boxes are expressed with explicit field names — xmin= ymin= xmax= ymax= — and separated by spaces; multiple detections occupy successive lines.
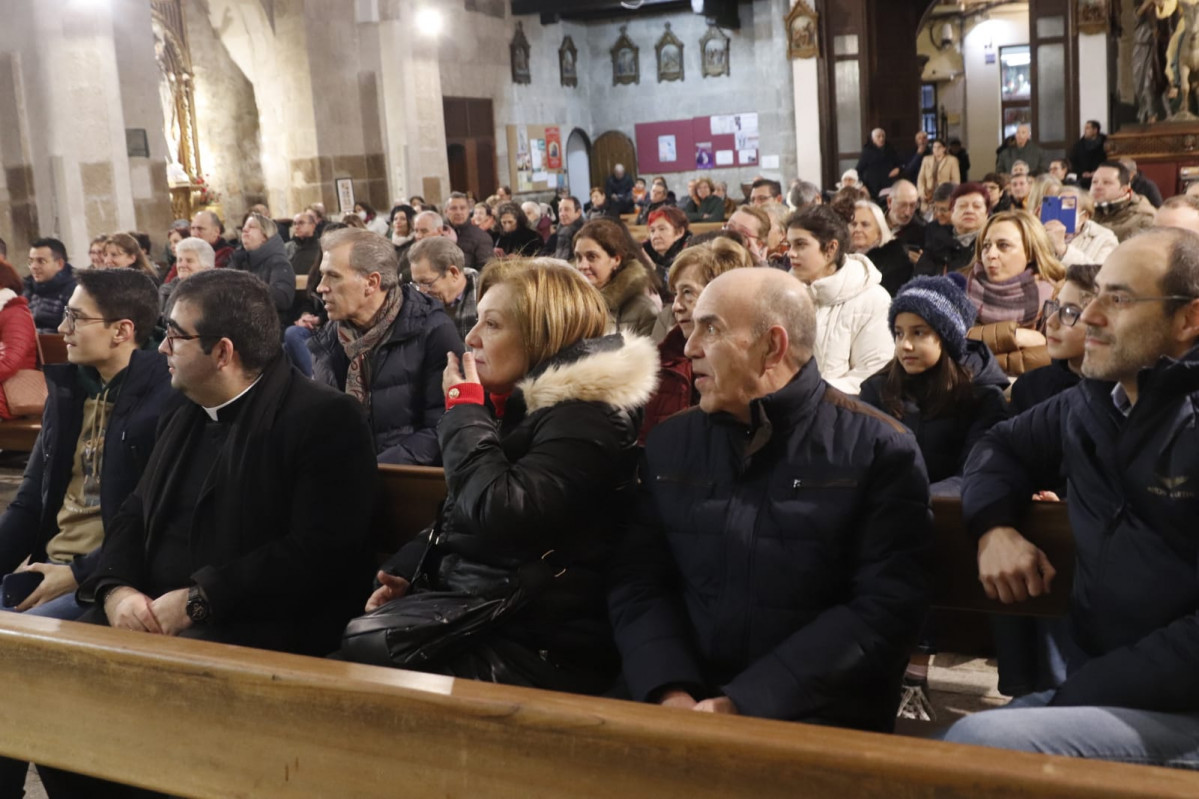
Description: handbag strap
xmin=26 ymin=308 xmax=45 ymax=368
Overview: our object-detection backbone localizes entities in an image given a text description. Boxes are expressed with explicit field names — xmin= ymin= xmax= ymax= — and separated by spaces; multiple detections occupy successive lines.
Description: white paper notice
xmin=739 ymin=150 xmax=758 ymax=165
xmin=735 ymin=132 xmax=759 ymax=151
xmin=531 ymin=143 xmax=543 ymax=170
xmin=532 ymin=171 xmax=548 ymax=183
xmin=710 ymin=115 xmax=735 ymax=135
xmin=761 ymin=154 xmax=780 ymax=169
xmin=658 ymin=135 xmax=677 ymax=162
xmin=715 ymin=150 xmax=734 ymax=166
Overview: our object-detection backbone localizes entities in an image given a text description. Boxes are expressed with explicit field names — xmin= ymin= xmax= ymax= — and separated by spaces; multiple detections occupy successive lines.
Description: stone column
xmin=792 ymin=57 xmax=823 ymax=185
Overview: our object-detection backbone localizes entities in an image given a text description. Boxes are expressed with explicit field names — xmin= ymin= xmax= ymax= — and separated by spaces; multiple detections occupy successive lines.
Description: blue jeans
xmin=0 ymin=589 xmax=87 ymax=620
xmin=283 ymin=325 xmax=315 ymax=378
xmin=942 ymin=690 xmax=1199 ymax=769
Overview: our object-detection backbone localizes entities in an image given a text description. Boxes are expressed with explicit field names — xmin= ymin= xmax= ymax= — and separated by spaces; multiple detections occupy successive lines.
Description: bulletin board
xmin=634 ymin=112 xmax=760 ymax=174
xmin=506 ymin=124 xmax=566 ymax=193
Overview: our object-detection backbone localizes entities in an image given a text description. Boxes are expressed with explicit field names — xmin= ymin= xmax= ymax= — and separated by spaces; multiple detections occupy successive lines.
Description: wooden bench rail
xmin=0 ymin=613 xmax=1193 ymax=799
xmin=37 ymin=334 xmax=68 ymax=365
xmin=371 ymin=468 xmax=1077 ymax=618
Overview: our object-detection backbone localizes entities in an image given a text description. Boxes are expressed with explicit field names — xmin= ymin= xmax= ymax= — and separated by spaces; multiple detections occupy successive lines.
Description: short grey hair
xmin=245 ymin=212 xmax=277 ymax=240
xmin=521 ymin=201 xmax=541 ymax=222
xmin=415 ymin=210 xmax=444 ymax=229
xmin=175 ymin=237 xmax=216 ymax=269
xmin=788 ymin=180 xmax=822 ymax=210
xmin=320 ymin=227 xmax=399 ymax=290
xmin=408 ymin=237 xmax=465 ymax=276
xmin=854 ymin=200 xmax=894 ymax=247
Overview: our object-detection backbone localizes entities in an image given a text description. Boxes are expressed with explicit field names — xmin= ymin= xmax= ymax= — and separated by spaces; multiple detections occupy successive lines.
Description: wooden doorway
xmin=590 ymin=131 xmax=636 ymax=189
xmin=443 ymin=97 xmax=498 ymax=198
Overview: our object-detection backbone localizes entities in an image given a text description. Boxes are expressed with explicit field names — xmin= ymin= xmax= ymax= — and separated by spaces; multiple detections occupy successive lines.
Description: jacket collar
xmin=809 ymin=253 xmax=881 ymax=306
xmin=600 ymin=263 xmax=651 ymax=311
xmin=514 ymin=332 xmax=659 ymax=416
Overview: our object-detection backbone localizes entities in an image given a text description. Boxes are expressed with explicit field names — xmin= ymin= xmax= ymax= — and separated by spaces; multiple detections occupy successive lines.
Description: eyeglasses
xmin=1041 ymin=299 xmax=1084 ymax=328
xmin=722 ymin=223 xmax=758 ymax=243
xmin=163 ymin=330 xmax=213 ymax=354
xmin=61 ymin=307 xmax=114 ymax=333
xmin=413 ymin=274 xmax=443 ymax=292
xmin=1078 ymin=291 xmax=1196 ymax=313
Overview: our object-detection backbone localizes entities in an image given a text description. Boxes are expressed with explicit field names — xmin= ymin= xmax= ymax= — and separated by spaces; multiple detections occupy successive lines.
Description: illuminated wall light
xmin=416 ymin=7 xmax=444 ymax=37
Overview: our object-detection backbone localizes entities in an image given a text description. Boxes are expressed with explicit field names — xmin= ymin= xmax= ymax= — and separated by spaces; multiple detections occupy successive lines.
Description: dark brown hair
xmin=879 ymin=347 xmax=978 ymax=420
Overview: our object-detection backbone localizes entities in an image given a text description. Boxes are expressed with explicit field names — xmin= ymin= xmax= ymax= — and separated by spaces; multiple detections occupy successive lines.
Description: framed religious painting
xmin=511 ymin=21 xmax=531 ymax=85
xmin=612 ymin=25 xmax=640 ymax=86
xmin=784 ymin=0 xmax=819 ymax=60
xmin=1076 ymin=0 xmax=1111 ymax=36
xmin=560 ymin=36 xmax=578 ymax=88
xmin=699 ymin=23 xmax=730 ymax=78
xmin=655 ymin=22 xmax=684 ymax=83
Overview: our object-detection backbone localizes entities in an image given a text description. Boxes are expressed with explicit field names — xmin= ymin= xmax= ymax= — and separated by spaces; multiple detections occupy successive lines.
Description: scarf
xmin=338 ymin=286 xmax=404 ymax=407
xmin=967 ymin=262 xmax=1052 ymax=325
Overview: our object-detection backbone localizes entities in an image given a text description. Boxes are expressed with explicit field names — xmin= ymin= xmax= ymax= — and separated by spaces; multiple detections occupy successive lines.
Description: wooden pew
xmin=38 ymin=333 xmax=68 ymax=365
xmin=0 ymin=612 xmax=1193 ymax=798
xmin=371 ymin=464 xmax=447 ymax=560
xmin=0 ymin=334 xmax=70 ymax=453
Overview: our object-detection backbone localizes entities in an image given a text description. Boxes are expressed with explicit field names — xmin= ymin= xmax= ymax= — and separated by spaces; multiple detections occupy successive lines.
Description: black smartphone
xmin=1 ymin=571 xmax=44 ymax=608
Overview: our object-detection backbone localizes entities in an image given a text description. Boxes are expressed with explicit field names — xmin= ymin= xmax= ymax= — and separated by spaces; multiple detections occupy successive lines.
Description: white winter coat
xmin=808 ymin=253 xmax=894 ymax=395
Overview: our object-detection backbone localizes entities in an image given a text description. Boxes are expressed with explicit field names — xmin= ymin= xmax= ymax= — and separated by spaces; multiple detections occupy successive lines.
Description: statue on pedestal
xmin=1137 ymin=0 xmax=1179 ymax=122
xmin=1166 ymin=0 xmax=1199 ymax=119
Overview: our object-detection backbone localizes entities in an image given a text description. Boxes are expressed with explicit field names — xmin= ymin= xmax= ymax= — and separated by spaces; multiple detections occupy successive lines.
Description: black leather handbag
xmin=340 ymin=523 xmax=565 ymax=669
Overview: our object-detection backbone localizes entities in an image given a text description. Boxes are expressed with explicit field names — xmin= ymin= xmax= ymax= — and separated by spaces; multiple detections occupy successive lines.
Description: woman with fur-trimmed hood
xmin=572 ymin=218 xmax=661 ymax=337
xmin=357 ymin=257 xmax=658 ymax=694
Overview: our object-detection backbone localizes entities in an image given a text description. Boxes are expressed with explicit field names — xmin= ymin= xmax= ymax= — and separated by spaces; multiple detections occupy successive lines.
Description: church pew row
xmin=0 ymin=334 xmax=71 ymax=454
xmin=375 ymin=465 xmax=1076 ymax=618
xmin=1 ymin=610 xmax=1195 ymax=798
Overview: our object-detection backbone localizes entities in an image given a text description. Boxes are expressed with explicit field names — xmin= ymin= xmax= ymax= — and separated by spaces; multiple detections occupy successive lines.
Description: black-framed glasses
xmin=163 ymin=330 xmax=214 ymax=354
xmin=61 ymin=307 xmax=114 ymax=334
xmin=1041 ymin=299 xmax=1083 ymax=328
xmin=1079 ymin=292 xmax=1196 ymax=313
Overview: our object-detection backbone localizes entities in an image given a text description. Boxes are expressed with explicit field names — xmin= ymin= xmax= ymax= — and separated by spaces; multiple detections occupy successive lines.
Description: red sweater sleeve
xmin=0 ymin=300 xmax=39 ymax=382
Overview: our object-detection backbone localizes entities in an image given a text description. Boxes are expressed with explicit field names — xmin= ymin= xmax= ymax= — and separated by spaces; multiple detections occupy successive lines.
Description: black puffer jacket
xmin=610 ymin=360 xmax=932 ymax=731
xmin=0 ymin=350 xmax=178 ymax=582
xmin=859 ymin=340 xmax=1009 ymax=493
xmin=915 ymin=224 xmax=976 ymax=277
xmin=23 ymin=266 xmax=76 ymax=333
xmin=382 ymin=333 xmax=659 ymax=693
xmin=230 ymin=235 xmax=295 ymax=328
xmin=308 ymin=284 xmax=464 ymax=465
xmin=963 ymin=344 xmax=1199 ymax=712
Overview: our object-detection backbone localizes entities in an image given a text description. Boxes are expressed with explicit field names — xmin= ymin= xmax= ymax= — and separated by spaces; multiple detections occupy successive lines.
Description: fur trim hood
xmin=519 ymin=331 xmax=659 ymax=414
xmin=600 ymin=263 xmax=652 ymax=313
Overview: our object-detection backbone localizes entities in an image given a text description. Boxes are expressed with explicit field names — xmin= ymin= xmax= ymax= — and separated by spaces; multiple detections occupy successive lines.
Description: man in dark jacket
xmin=309 ymin=227 xmax=463 ymax=464
xmin=548 ymin=195 xmax=585 ymax=259
xmin=0 ymin=269 xmax=174 ymax=622
xmin=79 ymin=269 xmax=376 ymax=656
xmin=605 ymin=163 xmax=635 ymax=214
xmin=943 ymin=228 xmax=1199 ymax=767
xmin=23 ymin=237 xmax=76 ymax=332
xmin=1069 ymin=120 xmax=1107 ymax=189
xmin=609 ymin=268 xmax=932 ymax=732
xmin=445 ymin=192 xmax=494 ymax=271
xmin=286 ymin=209 xmax=322 ymax=275
xmin=408 ymin=236 xmax=477 ymax=342
xmin=855 ymin=128 xmax=903 ymax=200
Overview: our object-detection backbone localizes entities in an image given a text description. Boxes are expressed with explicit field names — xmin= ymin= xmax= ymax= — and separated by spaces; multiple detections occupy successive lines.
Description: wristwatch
xmin=185 ymin=585 xmax=211 ymax=624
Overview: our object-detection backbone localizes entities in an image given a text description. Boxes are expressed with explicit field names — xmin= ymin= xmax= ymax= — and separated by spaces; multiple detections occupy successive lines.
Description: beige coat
xmin=917 ymin=154 xmax=962 ymax=206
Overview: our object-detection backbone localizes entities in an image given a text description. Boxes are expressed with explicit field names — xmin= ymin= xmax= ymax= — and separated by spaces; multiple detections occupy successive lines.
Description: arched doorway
xmin=566 ymin=128 xmax=591 ymax=200
xmin=590 ymin=131 xmax=637 ymax=190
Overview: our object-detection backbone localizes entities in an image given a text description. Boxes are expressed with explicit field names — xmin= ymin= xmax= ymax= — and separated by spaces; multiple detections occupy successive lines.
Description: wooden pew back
xmin=0 ymin=612 xmax=1192 ymax=798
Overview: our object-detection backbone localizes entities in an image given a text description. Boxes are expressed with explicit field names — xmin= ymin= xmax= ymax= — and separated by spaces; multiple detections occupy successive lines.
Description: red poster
xmin=546 ymin=127 xmax=562 ymax=170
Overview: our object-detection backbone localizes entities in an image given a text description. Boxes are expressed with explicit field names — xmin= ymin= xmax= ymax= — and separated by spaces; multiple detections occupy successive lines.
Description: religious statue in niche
xmin=560 ymin=36 xmax=578 ymax=88
xmin=656 ymin=22 xmax=684 ymax=83
xmin=784 ymin=0 xmax=819 ymax=60
xmin=699 ymin=23 xmax=730 ymax=78
xmin=511 ymin=21 xmax=531 ymax=85
xmin=612 ymin=25 xmax=640 ymax=85
xmin=1077 ymin=0 xmax=1112 ymax=34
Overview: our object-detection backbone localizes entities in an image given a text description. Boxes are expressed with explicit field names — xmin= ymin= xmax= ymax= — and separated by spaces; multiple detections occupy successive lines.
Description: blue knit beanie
xmin=887 ymin=274 xmax=978 ymax=362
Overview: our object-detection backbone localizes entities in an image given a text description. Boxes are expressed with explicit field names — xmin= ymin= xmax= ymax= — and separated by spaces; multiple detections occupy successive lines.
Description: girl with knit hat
xmin=859 ymin=274 xmax=1009 ymax=493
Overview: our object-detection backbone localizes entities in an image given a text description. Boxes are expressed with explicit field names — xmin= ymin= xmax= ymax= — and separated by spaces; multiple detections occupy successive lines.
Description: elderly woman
xmin=103 ymin=232 xmax=162 ymax=284
xmin=962 ymin=209 xmax=1065 ymax=378
xmin=585 ymin=187 xmax=614 ymax=220
xmin=642 ymin=206 xmax=691 ymax=287
xmin=685 ymin=177 xmax=724 ymax=222
xmin=495 ymin=202 xmax=543 ymax=257
xmin=850 ymin=200 xmax=912 ymax=295
xmin=231 ymin=212 xmax=297 ymax=330
xmin=573 ymin=218 xmax=660 ymax=336
xmin=915 ymin=182 xmax=992 ymax=277
xmin=159 ymin=237 xmax=215 ymax=313
xmin=639 ymin=237 xmax=754 ymax=442
xmin=350 ymin=258 xmax=657 ymax=692
xmin=785 ymin=205 xmax=892 ymax=394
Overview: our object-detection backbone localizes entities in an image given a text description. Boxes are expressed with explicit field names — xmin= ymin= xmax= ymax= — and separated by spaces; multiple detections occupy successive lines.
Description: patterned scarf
xmin=967 ymin=261 xmax=1053 ymax=325
xmin=338 ymin=286 xmax=404 ymax=408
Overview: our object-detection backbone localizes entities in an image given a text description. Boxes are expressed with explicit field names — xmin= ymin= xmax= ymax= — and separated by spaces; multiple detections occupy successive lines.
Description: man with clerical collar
xmin=309 ymin=227 xmax=463 ymax=464
xmin=80 ymin=268 xmax=375 ymax=651
xmin=408 ymin=236 xmax=477 ymax=342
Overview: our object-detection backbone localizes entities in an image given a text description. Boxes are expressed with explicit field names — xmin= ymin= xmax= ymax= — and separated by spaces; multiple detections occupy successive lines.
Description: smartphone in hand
xmin=1 ymin=571 xmax=44 ymax=609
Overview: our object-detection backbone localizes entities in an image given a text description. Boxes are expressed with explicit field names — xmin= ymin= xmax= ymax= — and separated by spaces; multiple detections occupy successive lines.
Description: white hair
xmin=853 ymin=200 xmax=893 ymax=249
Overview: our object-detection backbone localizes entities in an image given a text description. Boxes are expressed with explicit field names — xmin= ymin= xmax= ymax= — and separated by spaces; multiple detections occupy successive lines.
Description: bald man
xmin=188 ymin=210 xmax=235 ymax=270
xmin=1155 ymin=195 xmax=1199 ymax=235
xmin=610 ymin=268 xmax=932 ymax=732
xmin=886 ymin=179 xmax=925 ymax=251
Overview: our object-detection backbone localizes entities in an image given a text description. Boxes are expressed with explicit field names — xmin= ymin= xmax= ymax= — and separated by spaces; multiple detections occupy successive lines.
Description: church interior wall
xmin=962 ymin=4 xmax=1029 ymax=178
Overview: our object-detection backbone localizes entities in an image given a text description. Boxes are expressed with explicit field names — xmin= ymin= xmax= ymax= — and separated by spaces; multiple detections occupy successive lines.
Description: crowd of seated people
xmin=3 ymin=128 xmax=1199 ymax=795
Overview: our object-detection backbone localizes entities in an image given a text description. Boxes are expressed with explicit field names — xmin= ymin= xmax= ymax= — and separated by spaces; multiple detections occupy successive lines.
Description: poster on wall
xmin=531 ymin=139 xmax=544 ymax=171
xmin=518 ymin=170 xmax=534 ymax=192
xmin=517 ymin=126 xmax=530 ymax=158
xmin=696 ymin=142 xmax=714 ymax=169
xmin=715 ymin=150 xmax=734 ymax=166
xmin=336 ymin=178 xmax=355 ymax=215
xmin=738 ymin=149 xmax=758 ymax=165
xmin=710 ymin=115 xmax=735 ymax=135
xmin=658 ymin=135 xmax=677 ymax=162
xmin=546 ymin=127 xmax=562 ymax=170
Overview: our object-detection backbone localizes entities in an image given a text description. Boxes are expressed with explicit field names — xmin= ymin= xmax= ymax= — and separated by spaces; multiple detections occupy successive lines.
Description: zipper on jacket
xmin=792 ymin=478 xmax=859 ymax=490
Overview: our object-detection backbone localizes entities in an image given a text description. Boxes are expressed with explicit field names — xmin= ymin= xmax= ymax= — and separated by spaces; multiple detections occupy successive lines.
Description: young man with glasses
xmin=945 ymin=228 xmax=1199 ymax=767
xmin=0 ymin=269 xmax=172 ymax=627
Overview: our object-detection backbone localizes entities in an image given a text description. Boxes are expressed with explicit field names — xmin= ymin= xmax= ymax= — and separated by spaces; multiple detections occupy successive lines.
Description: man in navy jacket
xmin=609 ymin=268 xmax=932 ymax=732
xmin=944 ymin=228 xmax=1199 ymax=768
